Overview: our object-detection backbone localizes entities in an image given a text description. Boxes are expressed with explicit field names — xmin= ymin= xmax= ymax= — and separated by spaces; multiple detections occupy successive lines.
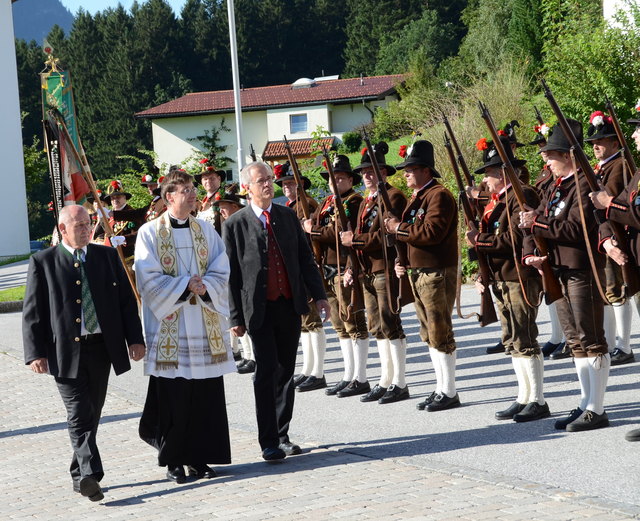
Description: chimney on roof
xmin=360 ymin=74 xmax=364 ymax=86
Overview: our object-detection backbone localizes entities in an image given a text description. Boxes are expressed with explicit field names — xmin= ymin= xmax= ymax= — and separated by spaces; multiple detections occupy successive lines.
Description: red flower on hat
xmin=110 ymin=180 xmax=120 ymax=190
xmin=274 ymin=164 xmax=284 ymax=179
xmin=475 ymin=138 xmax=488 ymax=151
xmin=158 ymin=176 xmax=165 ymax=184
xmin=199 ymin=158 xmax=210 ymax=165
xmin=141 ymin=174 xmax=152 ymax=183
xmin=399 ymin=145 xmax=407 ymax=158
xmin=589 ymin=111 xmax=604 ymax=123
xmin=498 ymin=129 xmax=507 ymax=137
xmin=360 ymin=147 xmax=367 ymax=156
xmin=206 ymin=166 xmax=215 ymax=172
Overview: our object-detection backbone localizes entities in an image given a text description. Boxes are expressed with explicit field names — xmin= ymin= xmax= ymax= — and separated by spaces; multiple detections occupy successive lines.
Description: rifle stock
xmin=321 ymin=145 xmax=365 ymax=318
xmin=443 ymin=130 xmax=498 ymax=326
xmin=478 ymin=101 xmax=563 ymax=304
xmin=542 ymin=81 xmax=640 ymax=298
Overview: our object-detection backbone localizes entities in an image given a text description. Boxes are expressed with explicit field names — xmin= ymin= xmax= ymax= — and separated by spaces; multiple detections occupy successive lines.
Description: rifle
xmin=361 ymin=131 xmax=411 ymax=312
xmin=443 ymin=130 xmax=498 ymax=326
xmin=542 ymin=80 xmax=640 ymax=298
xmin=478 ymin=101 xmax=563 ymax=304
xmin=249 ymin=143 xmax=257 ymax=162
xmin=605 ymin=96 xmax=637 ymax=174
xmin=534 ymin=106 xmax=545 ymax=126
xmin=321 ymin=144 xmax=365 ymax=319
xmin=283 ymin=135 xmax=324 ymax=266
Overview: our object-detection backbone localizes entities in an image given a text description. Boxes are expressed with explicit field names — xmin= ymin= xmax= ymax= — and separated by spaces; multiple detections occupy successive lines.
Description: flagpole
xmin=227 ymin=0 xmax=245 ymax=174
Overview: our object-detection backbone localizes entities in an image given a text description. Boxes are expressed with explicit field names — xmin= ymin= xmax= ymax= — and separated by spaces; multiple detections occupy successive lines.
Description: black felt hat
xmin=194 ymin=157 xmax=227 ymax=183
xmin=474 ymin=136 xmax=526 ymax=175
xmin=503 ymin=120 xmax=525 ymax=148
xmin=395 ymin=140 xmax=440 ymax=178
xmin=212 ymin=183 xmax=246 ymax=207
xmin=539 ymin=119 xmax=583 ymax=153
xmin=320 ymin=154 xmax=360 ymax=185
xmin=352 ymin=141 xmax=396 ymax=176
xmin=104 ymin=180 xmax=131 ymax=204
xmin=584 ymin=111 xmax=618 ymax=142
xmin=273 ymin=162 xmax=311 ymax=190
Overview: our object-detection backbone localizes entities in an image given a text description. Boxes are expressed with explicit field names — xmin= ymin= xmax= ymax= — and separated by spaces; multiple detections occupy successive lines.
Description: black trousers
xmin=55 ymin=336 xmax=111 ymax=484
xmin=248 ymin=297 xmax=302 ymax=450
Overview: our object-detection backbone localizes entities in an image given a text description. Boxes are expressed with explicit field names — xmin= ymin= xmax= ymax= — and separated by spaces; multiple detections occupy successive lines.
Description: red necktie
xmin=262 ymin=210 xmax=272 ymax=233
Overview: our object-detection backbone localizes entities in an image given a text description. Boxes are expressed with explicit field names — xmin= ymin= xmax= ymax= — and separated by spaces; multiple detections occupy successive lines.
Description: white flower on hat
xmin=407 ymin=145 xmax=414 ymax=157
xmin=540 ymin=124 xmax=550 ymax=136
xmin=592 ymin=115 xmax=604 ymax=127
xmin=488 ymin=148 xmax=497 ymax=159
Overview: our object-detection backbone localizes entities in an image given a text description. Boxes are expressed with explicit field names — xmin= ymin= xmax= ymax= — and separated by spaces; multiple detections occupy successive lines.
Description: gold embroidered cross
xmin=160 ymin=337 xmax=177 ymax=357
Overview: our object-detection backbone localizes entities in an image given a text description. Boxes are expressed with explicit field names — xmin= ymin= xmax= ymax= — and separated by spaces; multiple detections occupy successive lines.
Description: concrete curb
xmin=0 ymin=300 xmax=23 ymax=313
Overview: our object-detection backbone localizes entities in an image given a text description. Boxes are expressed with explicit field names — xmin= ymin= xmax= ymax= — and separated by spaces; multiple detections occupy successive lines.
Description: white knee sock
xmin=432 ymin=349 xmax=456 ymax=397
xmin=587 ymin=354 xmax=610 ymax=415
xmin=603 ymin=305 xmax=616 ymax=353
xmin=309 ymin=328 xmax=327 ymax=378
xmin=574 ymin=357 xmax=591 ymax=411
xmin=339 ymin=337 xmax=354 ymax=382
xmin=613 ymin=301 xmax=632 ymax=354
xmin=548 ymin=302 xmax=565 ymax=344
xmin=523 ymin=355 xmax=545 ymax=405
xmin=239 ymin=334 xmax=254 ymax=361
xmin=352 ymin=337 xmax=369 ymax=382
xmin=388 ymin=338 xmax=407 ymax=388
xmin=299 ymin=332 xmax=313 ymax=376
xmin=230 ymin=332 xmax=241 ymax=355
xmin=429 ymin=347 xmax=443 ymax=394
xmin=377 ymin=339 xmax=393 ymax=388
xmin=512 ymin=357 xmax=530 ymax=404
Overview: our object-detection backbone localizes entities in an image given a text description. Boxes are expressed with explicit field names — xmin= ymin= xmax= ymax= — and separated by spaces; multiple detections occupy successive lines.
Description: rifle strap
xmin=334 ymin=216 xmax=349 ymax=322
xmin=570 ymin=150 xmax=610 ymax=304
xmin=374 ymin=197 xmax=401 ymax=314
xmin=502 ymin=169 xmax=542 ymax=309
xmin=455 ymin=254 xmax=479 ymax=320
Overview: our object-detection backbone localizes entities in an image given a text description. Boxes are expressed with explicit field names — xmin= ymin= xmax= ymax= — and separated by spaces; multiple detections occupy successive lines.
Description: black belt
xmin=80 ymin=333 xmax=103 ymax=344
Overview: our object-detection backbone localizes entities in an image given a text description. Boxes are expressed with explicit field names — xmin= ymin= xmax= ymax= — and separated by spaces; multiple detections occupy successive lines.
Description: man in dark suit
xmin=22 ymin=204 xmax=145 ymax=501
xmin=223 ymin=161 xmax=329 ymax=461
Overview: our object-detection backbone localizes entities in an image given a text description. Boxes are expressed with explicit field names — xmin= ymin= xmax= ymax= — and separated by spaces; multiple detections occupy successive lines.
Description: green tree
xmin=186 ymin=119 xmax=235 ymax=173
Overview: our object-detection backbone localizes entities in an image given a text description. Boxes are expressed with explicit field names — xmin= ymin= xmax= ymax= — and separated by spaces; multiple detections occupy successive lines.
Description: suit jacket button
xmin=75 ymin=318 xmax=81 ymax=323
xmin=74 ymin=262 xmax=80 ymax=268
xmin=76 ymin=299 xmax=81 ymax=304
xmin=76 ymin=280 xmax=81 ymax=285
xmin=74 ymin=337 xmax=80 ymax=342
xmin=113 ymin=282 xmax=117 ymax=286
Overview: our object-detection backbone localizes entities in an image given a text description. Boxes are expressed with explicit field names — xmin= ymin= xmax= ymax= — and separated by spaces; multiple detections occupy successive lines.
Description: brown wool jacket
xmin=476 ymin=184 xmax=541 ymax=282
xmin=350 ymin=185 xmax=408 ymax=274
xmin=602 ymin=167 xmax=640 ymax=264
xmin=395 ymin=181 xmax=458 ymax=269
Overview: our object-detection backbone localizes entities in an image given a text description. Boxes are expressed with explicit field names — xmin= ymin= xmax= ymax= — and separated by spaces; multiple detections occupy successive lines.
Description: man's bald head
xmin=59 ymin=205 xmax=92 ymax=249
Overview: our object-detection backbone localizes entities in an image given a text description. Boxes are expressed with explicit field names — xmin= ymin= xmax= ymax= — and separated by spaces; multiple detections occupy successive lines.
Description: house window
xmin=290 ymin=114 xmax=308 ymax=133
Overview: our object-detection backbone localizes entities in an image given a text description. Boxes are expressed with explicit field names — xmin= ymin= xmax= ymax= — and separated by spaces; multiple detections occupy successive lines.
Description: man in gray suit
xmin=223 ymin=161 xmax=329 ymax=461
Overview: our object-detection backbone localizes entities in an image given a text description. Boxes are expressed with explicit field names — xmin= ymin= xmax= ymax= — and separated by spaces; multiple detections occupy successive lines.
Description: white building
xmin=135 ymin=74 xmax=404 ymax=178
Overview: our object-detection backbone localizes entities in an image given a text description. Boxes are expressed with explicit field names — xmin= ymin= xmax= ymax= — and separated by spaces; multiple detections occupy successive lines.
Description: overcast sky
xmin=59 ymin=0 xmax=187 ymax=16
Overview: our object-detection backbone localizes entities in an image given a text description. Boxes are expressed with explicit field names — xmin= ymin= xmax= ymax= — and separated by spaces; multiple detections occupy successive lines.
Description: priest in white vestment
xmin=134 ymin=170 xmax=235 ymax=484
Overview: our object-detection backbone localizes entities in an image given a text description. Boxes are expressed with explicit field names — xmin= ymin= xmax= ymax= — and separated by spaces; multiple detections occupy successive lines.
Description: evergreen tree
xmin=14 ymin=39 xmax=45 ymax=146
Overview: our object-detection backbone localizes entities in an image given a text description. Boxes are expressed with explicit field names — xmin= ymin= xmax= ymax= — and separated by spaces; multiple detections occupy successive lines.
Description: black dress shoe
xmin=79 ymin=476 xmax=104 ymax=502
xmin=554 ymin=407 xmax=583 ymax=430
xmin=513 ymin=402 xmax=550 ymax=422
xmin=325 ymin=380 xmax=350 ymax=396
xmin=360 ymin=384 xmax=387 ymax=402
xmin=187 ymin=464 xmax=217 ymax=479
xmin=541 ymin=341 xmax=564 ymax=357
xmin=611 ymin=348 xmax=635 ymax=366
xmin=625 ymin=427 xmax=640 ymax=442
xmin=336 ymin=379 xmax=370 ymax=398
xmin=262 ymin=447 xmax=286 ymax=461
xmin=426 ymin=392 xmax=461 ymax=412
xmin=486 ymin=342 xmax=505 ymax=354
xmin=566 ymin=409 xmax=609 ymax=432
xmin=549 ymin=343 xmax=571 ymax=360
xmin=297 ymin=375 xmax=327 ymax=392
xmin=495 ymin=401 xmax=526 ymax=420
xmin=378 ymin=384 xmax=410 ymax=404
xmin=278 ymin=441 xmax=302 ymax=456
xmin=293 ymin=374 xmax=308 ymax=387
xmin=416 ymin=391 xmax=437 ymax=410
xmin=166 ymin=465 xmax=187 ymax=484
xmin=238 ymin=359 xmax=256 ymax=374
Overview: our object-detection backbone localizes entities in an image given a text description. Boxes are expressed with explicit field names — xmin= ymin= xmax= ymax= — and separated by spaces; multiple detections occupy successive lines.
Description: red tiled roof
xmin=262 ymin=137 xmax=336 ymax=161
xmin=135 ymin=75 xmax=404 ymax=119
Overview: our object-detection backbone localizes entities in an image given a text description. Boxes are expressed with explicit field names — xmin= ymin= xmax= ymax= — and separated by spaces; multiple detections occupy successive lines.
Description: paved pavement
xmin=0 ymin=258 xmax=28 ymax=290
xmin=2 ymin=274 xmax=640 ymax=520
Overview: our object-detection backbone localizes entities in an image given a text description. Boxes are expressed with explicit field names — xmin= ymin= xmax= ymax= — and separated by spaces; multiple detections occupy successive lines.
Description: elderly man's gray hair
xmin=240 ymin=161 xmax=272 ymax=188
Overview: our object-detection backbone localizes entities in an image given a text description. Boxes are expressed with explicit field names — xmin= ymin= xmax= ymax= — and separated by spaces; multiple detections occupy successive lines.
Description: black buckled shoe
xmin=416 ymin=391 xmax=437 ymax=410
xmin=238 ymin=359 xmax=256 ymax=374
xmin=360 ymin=384 xmax=387 ymax=402
xmin=486 ymin=342 xmax=505 ymax=354
xmin=293 ymin=374 xmax=308 ymax=387
xmin=79 ymin=476 xmax=104 ymax=502
xmin=495 ymin=401 xmax=526 ymax=420
xmin=325 ymin=380 xmax=350 ymax=396
xmin=297 ymin=375 xmax=327 ymax=392
xmin=554 ymin=407 xmax=583 ymax=430
xmin=187 ymin=464 xmax=217 ymax=479
xmin=166 ymin=465 xmax=187 ymax=484
xmin=566 ymin=409 xmax=609 ymax=432
xmin=513 ymin=402 xmax=550 ymax=422
xmin=426 ymin=392 xmax=461 ymax=412
xmin=378 ymin=384 xmax=410 ymax=404
xmin=542 ymin=341 xmax=564 ymax=357
xmin=549 ymin=343 xmax=571 ymax=360
xmin=611 ymin=348 xmax=635 ymax=366
xmin=278 ymin=441 xmax=302 ymax=456
xmin=336 ymin=379 xmax=370 ymax=398
xmin=262 ymin=447 xmax=286 ymax=461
